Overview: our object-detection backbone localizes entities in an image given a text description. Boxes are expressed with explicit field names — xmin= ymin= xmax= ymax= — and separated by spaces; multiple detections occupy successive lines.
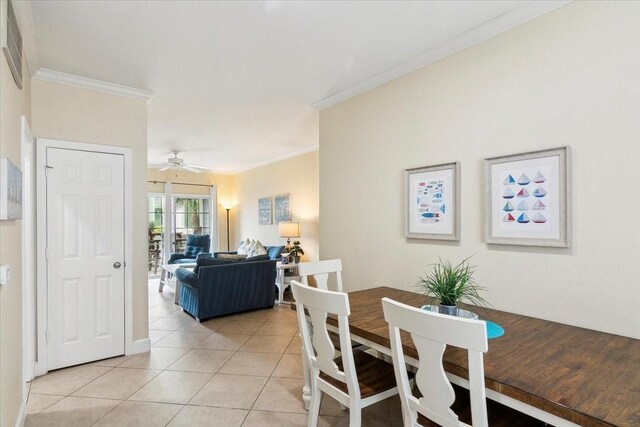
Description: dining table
xmin=293 ymin=286 xmax=640 ymax=427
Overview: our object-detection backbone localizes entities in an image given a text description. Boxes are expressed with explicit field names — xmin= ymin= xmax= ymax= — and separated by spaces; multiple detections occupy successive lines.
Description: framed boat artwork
xmin=405 ymin=162 xmax=460 ymax=241
xmin=485 ymin=146 xmax=570 ymax=247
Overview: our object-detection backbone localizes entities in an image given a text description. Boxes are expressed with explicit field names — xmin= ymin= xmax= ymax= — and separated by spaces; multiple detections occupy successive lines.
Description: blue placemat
xmin=484 ymin=320 xmax=504 ymax=339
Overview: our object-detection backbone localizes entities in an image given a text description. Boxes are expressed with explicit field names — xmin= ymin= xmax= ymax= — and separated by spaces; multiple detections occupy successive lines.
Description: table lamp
xmin=278 ymin=221 xmax=299 ymax=252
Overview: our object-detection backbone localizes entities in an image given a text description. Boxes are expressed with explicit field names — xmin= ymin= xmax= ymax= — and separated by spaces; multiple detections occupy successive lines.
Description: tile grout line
xmin=177 ymin=309 xmax=270 ymax=427
xmin=243 ymin=306 xmax=296 ymax=422
xmin=27 ymin=286 xmax=304 ymax=425
xmin=85 ymin=350 xmax=164 ymax=426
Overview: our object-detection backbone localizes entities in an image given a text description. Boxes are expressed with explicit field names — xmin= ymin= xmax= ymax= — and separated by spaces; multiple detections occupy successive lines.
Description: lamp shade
xmin=279 ymin=222 xmax=300 ymax=238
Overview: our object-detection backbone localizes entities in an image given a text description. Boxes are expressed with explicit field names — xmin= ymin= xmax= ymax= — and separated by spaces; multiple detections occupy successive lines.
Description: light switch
xmin=0 ymin=265 xmax=10 ymax=286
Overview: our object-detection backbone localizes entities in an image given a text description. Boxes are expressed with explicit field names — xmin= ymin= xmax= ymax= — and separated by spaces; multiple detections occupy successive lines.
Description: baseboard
xmin=15 ymin=398 xmax=26 ymax=427
xmin=131 ymin=338 xmax=151 ymax=354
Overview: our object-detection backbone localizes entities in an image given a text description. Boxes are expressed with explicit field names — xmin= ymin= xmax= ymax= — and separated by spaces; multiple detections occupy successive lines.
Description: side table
xmin=276 ymin=262 xmax=299 ymax=304
xmin=159 ymin=263 xmax=197 ymax=304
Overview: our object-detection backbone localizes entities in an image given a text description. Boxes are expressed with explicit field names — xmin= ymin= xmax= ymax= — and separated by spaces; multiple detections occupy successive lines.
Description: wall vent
xmin=1 ymin=0 xmax=22 ymax=89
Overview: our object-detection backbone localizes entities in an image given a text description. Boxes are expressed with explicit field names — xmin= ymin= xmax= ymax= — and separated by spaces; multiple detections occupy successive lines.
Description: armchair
xmin=168 ymin=234 xmax=211 ymax=264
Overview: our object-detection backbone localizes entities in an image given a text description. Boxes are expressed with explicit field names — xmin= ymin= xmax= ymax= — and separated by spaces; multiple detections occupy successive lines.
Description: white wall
xmin=0 ymin=37 xmax=31 ymax=427
xmin=320 ymin=1 xmax=640 ymax=339
xmin=31 ymin=79 xmax=149 ymax=342
xmin=235 ymin=151 xmax=319 ymax=260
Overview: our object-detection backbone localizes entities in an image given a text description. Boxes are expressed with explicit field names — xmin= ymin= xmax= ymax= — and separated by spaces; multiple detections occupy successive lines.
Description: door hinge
xmin=45 ymin=248 xmax=49 ymax=259
xmin=45 ymin=330 xmax=49 ymax=343
xmin=45 ymin=165 xmax=53 ymax=177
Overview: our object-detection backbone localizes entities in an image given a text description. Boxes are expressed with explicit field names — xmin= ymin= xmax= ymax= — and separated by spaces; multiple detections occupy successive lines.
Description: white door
xmin=46 ymin=147 xmax=125 ymax=370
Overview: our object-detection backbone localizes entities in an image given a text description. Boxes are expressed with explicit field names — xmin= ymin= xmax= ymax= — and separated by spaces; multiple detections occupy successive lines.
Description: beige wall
xmin=320 ymin=2 xmax=640 ymax=339
xmin=235 ymin=151 xmax=319 ymax=260
xmin=0 ymin=46 xmax=31 ymax=427
xmin=31 ymin=80 xmax=149 ymax=342
xmin=147 ymin=168 xmax=236 ymax=252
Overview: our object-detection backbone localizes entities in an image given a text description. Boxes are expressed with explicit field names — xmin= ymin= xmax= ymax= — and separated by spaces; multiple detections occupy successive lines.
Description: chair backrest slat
xmin=382 ymin=297 xmax=489 ymax=427
xmin=291 ymin=280 xmax=359 ymax=397
xmin=298 ymin=259 xmax=343 ymax=292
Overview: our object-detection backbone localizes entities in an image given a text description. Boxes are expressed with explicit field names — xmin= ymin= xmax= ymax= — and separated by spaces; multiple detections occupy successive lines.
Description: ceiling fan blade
xmin=157 ymin=165 xmax=172 ymax=172
xmin=181 ymin=166 xmax=202 ymax=173
xmin=185 ymin=164 xmax=209 ymax=170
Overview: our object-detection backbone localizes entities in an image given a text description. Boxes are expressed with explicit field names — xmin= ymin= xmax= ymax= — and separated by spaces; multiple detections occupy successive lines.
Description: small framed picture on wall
xmin=405 ymin=162 xmax=460 ymax=241
xmin=258 ymin=196 xmax=272 ymax=225
xmin=274 ymin=194 xmax=291 ymax=223
xmin=485 ymin=146 xmax=570 ymax=247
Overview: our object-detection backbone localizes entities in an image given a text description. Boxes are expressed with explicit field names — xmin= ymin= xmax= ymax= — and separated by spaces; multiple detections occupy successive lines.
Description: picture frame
xmin=405 ymin=162 xmax=460 ymax=241
xmin=485 ymin=146 xmax=570 ymax=247
xmin=258 ymin=196 xmax=272 ymax=225
xmin=0 ymin=157 xmax=22 ymax=220
xmin=274 ymin=193 xmax=291 ymax=223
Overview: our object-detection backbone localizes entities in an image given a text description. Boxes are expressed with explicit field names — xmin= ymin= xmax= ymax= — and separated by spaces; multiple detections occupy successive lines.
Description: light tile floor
xmin=25 ymin=279 xmax=403 ymax=426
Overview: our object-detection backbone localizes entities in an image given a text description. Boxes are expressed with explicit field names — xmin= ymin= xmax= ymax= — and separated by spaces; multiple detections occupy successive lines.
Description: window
xmin=148 ymin=189 xmax=217 ymax=276
xmin=148 ymin=195 xmax=164 ymax=277
xmin=173 ymin=196 xmax=211 ymax=253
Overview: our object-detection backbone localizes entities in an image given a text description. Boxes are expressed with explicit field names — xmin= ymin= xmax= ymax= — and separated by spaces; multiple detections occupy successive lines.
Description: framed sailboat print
xmin=485 ymin=147 xmax=570 ymax=247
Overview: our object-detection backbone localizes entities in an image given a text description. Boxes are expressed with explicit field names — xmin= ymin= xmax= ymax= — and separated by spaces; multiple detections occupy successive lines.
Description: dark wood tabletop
xmin=298 ymin=286 xmax=640 ymax=427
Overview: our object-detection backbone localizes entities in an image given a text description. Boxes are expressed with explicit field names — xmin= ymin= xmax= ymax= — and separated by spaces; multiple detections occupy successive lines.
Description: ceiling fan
xmin=156 ymin=151 xmax=209 ymax=173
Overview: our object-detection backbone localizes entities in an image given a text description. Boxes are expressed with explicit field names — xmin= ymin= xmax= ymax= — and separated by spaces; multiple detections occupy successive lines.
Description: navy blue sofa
xmin=175 ymin=256 xmax=278 ymax=321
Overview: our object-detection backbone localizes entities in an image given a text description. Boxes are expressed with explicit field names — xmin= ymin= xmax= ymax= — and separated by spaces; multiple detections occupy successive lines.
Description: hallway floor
xmin=25 ymin=280 xmax=403 ymax=426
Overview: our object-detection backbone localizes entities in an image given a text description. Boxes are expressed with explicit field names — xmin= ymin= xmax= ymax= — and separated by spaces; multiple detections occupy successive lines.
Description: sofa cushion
xmin=184 ymin=234 xmax=210 ymax=258
xmin=194 ymin=257 xmax=236 ymax=274
xmin=241 ymin=254 xmax=270 ymax=263
xmin=172 ymin=257 xmax=199 ymax=265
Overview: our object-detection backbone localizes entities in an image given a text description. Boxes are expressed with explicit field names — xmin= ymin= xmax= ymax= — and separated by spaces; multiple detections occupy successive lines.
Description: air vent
xmin=2 ymin=0 xmax=22 ymax=89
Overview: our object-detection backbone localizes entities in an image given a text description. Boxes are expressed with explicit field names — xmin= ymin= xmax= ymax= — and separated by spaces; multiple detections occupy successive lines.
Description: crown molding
xmin=232 ymin=144 xmax=319 ymax=174
xmin=313 ymin=0 xmax=572 ymax=110
xmin=147 ymin=145 xmax=319 ymax=175
xmin=33 ymin=68 xmax=154 ymax=101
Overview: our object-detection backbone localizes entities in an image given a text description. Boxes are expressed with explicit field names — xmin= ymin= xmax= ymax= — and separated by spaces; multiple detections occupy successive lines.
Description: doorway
xmin=36 ymin=139 xmax=134 ymax=373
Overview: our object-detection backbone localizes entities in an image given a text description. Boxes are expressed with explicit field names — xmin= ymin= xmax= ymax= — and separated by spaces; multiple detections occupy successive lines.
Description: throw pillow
xmin=217 ymin=253 xmax=248 ymax=261
xmin=245 ymin=239 xmax=257 ymax=256
xmin=237 ymin=238 xmax=251 ymax=255
xmin=248 ymin=240 xmax=268 ymax=258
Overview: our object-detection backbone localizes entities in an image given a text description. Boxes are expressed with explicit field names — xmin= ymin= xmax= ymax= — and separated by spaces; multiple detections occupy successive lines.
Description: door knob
xmin=113 ymin=262 xmax=122 ymax=269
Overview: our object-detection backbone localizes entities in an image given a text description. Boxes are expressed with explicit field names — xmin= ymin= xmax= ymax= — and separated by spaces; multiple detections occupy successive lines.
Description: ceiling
xmin=28 ymin=1 xmax=567 ymax=173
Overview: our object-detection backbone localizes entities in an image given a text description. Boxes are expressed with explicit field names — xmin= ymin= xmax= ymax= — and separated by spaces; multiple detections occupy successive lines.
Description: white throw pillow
xmin=245 ymin=239 xmax=257 ymax=257
xmin=237 ymin=238 xmax=251 ymax=255
xmin=249 ymin=240 xmax=268 ymax=258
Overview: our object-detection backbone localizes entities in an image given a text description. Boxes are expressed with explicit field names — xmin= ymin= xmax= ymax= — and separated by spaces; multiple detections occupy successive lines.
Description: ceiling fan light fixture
xmin=155 ymin=150 xmax=209 ymax=173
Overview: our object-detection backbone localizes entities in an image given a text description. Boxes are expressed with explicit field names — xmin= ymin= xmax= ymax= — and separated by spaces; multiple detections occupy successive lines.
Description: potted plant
xmin=288 ymin=240 xmax=305 ymax=263
xmin=417 ymin=257 xmax=487 ymax=316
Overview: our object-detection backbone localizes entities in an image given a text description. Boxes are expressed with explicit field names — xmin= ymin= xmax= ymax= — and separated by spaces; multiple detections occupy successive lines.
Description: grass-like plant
xmin=417 ymin=257 xmax=488 ymax=307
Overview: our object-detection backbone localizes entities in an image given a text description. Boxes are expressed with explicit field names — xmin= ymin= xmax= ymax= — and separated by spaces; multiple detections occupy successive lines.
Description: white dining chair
xmin=298 ymin=259 xmax=343 ymax=291
xmin=291 ymin=281 xmax=401 ymax=427
xmin=382 ymin=297 xmax=489 ymax=427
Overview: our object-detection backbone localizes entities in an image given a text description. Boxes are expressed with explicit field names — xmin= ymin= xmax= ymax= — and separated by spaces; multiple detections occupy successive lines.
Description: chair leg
xmin=348 ymin=403 xmax=362 ymax=427
xmin=307 ymin=386 xmax=321 ymax=427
